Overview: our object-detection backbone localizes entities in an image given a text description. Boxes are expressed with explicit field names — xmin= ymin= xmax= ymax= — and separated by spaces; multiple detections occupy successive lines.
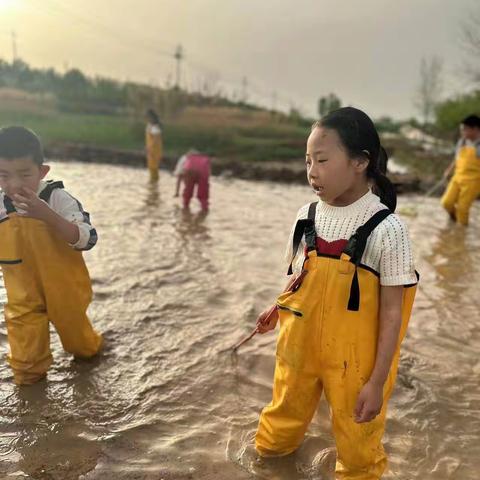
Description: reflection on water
xmin=1 ymin=162 xmax=480 ymax=479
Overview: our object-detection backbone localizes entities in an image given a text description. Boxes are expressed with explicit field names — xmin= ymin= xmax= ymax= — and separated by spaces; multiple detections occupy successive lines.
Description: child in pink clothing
xmin=174 ymin=150 xmax=210 ymax=211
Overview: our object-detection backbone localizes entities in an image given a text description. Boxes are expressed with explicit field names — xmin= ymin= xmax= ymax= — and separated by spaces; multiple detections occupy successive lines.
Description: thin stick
xmin=231 ymin=326 xmax=259 ymax=352
xmin=425 ymin=178 xmax=446 ymax=198
xmin=229 ymin=273 xmax=304 ymax=353
xmin=231 ymin=304 xmax=278 ymax=352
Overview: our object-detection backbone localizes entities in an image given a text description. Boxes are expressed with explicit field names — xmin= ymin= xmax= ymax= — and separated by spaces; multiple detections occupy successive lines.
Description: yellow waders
xmin=145 ymin=125 xmax=163 ymax=182
xmin=0 ymin=184 xmax=102 ymax=385
xmin=256 ymin=204 xmax=417 ymax=480
xmin=441 ymin=141 xmax=480 ymax=225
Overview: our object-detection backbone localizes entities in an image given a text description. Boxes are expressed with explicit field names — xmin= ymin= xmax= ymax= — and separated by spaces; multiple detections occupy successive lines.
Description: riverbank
xmin=44 ymin=141 xmax=428 ymax=194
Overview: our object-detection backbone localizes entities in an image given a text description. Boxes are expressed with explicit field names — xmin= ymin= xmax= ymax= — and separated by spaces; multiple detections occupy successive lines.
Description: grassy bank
xmin=0 ymin=90 xmax=454 ymax=179
xmin=0 ymin=108 xmax=141 ymax=150
xmin=0 ymin=92 xmax=308 ymax=163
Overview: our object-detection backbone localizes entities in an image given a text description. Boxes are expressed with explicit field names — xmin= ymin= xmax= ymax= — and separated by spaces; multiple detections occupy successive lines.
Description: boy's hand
xmin=13 ymin=187 xmax=50 ymax=220
xmin=354 ymin=380 xmax=384 ymax=423
xmin=256 ymin=307 xmax=279 ymax=334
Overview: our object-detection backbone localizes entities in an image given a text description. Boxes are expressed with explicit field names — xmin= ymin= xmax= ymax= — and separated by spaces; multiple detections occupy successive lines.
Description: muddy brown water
xmin=1 ymin=161 xmax=479 ymax=479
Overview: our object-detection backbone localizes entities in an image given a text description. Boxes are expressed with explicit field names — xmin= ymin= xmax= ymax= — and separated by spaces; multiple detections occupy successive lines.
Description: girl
xmin=174 ymin=149 xmax=211 ymax=212
xmin=255 ymin=107 xmax=418 ymax=479
xmin=145 ymin=109 xmax=163 ymax=182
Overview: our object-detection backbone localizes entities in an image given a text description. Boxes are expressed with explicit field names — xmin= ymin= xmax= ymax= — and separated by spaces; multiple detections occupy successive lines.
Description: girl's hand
xmin=256 ymin=307 xmax=279 ymax=334
xmin=354 ymin=381 xmax=384 ymax=423
xmin=13 ymin=187 xmax=50 ymax=220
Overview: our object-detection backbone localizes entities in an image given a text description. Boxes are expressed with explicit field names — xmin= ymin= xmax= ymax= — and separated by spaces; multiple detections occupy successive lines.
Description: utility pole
xmin=241 ymin=76 xmax=248 ymax=104
xmin=271 ymin=90 xmax=277 ymax=112
xmin=174 ymin=44 xmax=183 ymax=89
xmin=11 ymin=30 xmax=17 ymax=63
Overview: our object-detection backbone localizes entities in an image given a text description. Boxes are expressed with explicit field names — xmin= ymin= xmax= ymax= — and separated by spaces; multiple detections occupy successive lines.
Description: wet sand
xmin=1 ymin=161 xmax=479 ymax=479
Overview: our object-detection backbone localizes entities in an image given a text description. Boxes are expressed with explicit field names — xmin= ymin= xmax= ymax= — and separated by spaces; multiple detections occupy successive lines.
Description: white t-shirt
xmin=0 ymin=180 xmax=97 ymax=251
xmin=174 ymin=155 xmax=187 ymax=176
xmin=147 ymin=124 xmax=162 ymax=136
xmin=286 ymin=190 xmax=417 ymax=286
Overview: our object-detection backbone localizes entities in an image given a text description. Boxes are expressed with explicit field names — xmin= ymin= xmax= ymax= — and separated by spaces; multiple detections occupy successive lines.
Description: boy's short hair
xmin=461 ymin=115 xmax=480 ymax=129
xmin=0 ymin=126 xmax=44 ymax=165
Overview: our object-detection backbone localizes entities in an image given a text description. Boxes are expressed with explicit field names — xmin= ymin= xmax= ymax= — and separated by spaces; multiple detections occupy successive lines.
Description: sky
xmin=0 ymin=0 xmax=478 ymax=119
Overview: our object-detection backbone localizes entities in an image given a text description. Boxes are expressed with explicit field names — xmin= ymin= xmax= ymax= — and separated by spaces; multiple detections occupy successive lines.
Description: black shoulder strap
xmin=287 ymin=202 xmax=318 ymax=275
xmin=343 ymin=209 xmax=392 ymax=312
xmin=4 ymin=195 xmax=16 ymax=214
xmin=39 ymin=181 xmax=64 ymax=203
xmin=343 ymin=209 xmax=392 ymax=265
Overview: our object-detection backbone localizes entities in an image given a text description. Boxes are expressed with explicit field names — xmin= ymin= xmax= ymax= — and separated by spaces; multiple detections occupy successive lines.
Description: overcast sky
xmin=0 ymin=0 xmax=477 ymax=119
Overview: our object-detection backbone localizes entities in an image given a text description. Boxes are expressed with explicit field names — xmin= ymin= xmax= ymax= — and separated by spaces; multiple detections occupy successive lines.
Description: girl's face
xmin=305 ymin=126 xmax=369 ymax=206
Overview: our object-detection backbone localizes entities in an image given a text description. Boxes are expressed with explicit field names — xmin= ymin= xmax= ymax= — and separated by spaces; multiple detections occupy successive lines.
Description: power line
xmin=25 ymin=0 xmax=173 ymax=59
xmin=14 ymin=0 xmax=305 ymax=114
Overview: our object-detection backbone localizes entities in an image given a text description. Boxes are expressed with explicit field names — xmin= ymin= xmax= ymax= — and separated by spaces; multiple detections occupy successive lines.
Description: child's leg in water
xmin=197 ymin=174 xmax=209 ymax=211
xmin=182 ymin=170 xmax=197 ymax=209
xmin=256 ymin=357 xmax=322 ymax=457
xmin=3 ymin=266 xmax=53 ymax=384
xmin=441 ymin=178 xmax=460 ymax=221
xmin=454 ymin=180 xmax=480 ymax=225
xmin=323 ymin=365 xmax=393 ymax=479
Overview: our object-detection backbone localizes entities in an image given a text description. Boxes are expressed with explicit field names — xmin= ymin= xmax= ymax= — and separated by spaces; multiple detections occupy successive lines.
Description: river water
xmin=0 ymin=161 xmax=479 ymax=479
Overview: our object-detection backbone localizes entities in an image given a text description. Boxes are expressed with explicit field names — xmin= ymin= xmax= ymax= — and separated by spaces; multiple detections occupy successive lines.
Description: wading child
xmin=441 ymin=114 xmax=480 ymax=225
xmin=255 ymin=107 xmax=418 ymax=479
xmin=174 ymin=149 xmax=210 ymax=212
xmin=0 ymin=126 xmax=102 ymax=385
xmin=145 ymin=109 xmax=163 ymax=182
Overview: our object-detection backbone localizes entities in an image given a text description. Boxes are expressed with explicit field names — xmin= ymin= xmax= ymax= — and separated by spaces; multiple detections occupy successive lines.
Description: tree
xmin=459 ymin=6 xmax=480 ymax=84
xmin=414 ymin=55 xmax=443 ymax=125
xmin=317 ymin=93 xmax=341 ymax=118
xmin=436 ymin=90 xmax=480 ymax=132
xmin=61 ymin=68 xmax=89 ymax=102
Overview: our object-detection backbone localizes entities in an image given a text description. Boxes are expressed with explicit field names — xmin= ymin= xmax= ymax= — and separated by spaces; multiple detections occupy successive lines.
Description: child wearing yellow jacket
xmin=0 ymin=126 xmax=102 ymax=385
xmin=441 ymin=114 xmax=480 ymax=225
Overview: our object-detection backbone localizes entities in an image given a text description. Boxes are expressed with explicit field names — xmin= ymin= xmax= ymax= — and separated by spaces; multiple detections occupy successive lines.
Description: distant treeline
xmin=0 ymin=58 xmax=271 ymax=119
xmin=1 ymin=58 xmax=478 ymax=136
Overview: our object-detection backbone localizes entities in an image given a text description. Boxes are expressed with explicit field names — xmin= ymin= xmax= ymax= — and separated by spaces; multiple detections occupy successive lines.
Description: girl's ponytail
xmin=370 ymin=146 xmax=397 ymax=212
xmin=372 ymin=171 xmax=397 ymax=212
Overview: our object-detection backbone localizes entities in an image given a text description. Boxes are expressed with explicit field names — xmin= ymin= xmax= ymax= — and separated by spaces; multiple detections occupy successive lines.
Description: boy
xmin=0 ymin=126 xmax=102 ymax=385
xmin=174 ymin=149 xmax=210 ymax=212
xmin=441 ymin=114 xmax=480 ymax=225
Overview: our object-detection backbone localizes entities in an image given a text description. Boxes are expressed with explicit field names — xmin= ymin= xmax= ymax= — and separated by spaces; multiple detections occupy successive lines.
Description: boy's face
xmin=0 ymin=156 xmax=50 ymax=198
xmin=460 ymin=124 xmax=480 ymax=141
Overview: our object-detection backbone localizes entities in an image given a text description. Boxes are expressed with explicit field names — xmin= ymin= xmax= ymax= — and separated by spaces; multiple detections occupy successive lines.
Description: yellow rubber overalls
xmin=441 ymin=139 xmax=480 ymax=225
xmin=256 ymin=203 xmax=417 ymax=480
xmin=0 ymin=182 xmax=102 ymax=385
xmin=145 ymin=124 xmax=163 ymax=182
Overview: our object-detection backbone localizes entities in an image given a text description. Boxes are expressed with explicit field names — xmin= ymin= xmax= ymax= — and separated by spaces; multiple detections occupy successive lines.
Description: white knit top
xmin=286 ymin=190 xmax=417 ymax=286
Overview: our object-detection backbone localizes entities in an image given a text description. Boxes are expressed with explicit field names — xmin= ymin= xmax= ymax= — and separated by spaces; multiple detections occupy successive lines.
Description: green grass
xmin=0 ymin=108 xmax=143 ymax=150
xmin=0 ymin=106 xmax=308 ymax=162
